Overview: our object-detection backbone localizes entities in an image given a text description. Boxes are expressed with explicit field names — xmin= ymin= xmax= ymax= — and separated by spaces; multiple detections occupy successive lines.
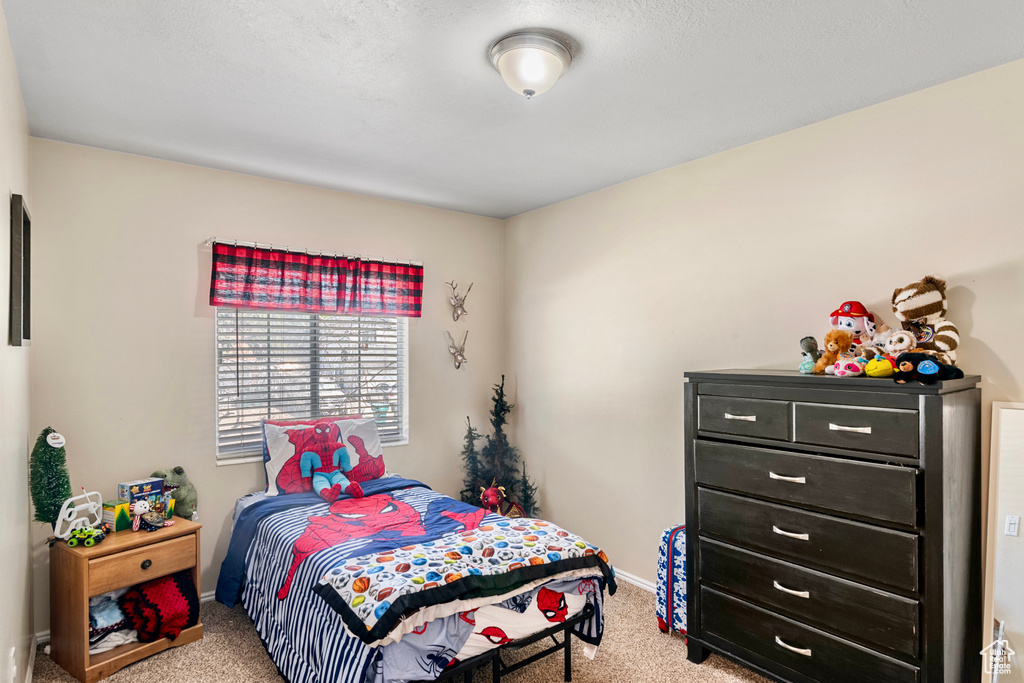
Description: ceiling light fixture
xmin=489 ymin=32 xmax=572 ymax=100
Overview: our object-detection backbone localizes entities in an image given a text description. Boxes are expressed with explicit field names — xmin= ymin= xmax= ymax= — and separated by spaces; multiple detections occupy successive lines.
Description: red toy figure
xmin=479 ymin=480 xmax=526 ymax=518
xmin=480 ymin=481 xmax=506 ymax=514
xmin=288 ymin=422 xmax=363 ymax=503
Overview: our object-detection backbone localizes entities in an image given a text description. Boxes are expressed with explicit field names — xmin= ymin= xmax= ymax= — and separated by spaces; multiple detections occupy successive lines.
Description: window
xmin=215 ymin=308 xmax=408 ymax=462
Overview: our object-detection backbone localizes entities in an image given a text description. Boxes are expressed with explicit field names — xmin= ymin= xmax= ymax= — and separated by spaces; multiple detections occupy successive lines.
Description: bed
xmin=215 ymin=474 xmax=616 ymax=683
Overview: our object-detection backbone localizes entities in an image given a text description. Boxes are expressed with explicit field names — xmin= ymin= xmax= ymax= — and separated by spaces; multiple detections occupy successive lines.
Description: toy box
xmin=102 ymin=500 xmax=132 ymax=532
xmin=117 ymin=477 xmax=163 ymax=503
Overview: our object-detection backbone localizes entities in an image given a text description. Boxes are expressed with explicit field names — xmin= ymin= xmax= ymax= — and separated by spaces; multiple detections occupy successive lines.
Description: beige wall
xmin=504 ymin=59 xmax=1024 ymax=586
xmin=28 ymin=139 xmax=504 ymax=632
xmin=988 ymin=405 xmax=1024 ymax=683
xmin=0 ymin=1 xmax=33 ymax=679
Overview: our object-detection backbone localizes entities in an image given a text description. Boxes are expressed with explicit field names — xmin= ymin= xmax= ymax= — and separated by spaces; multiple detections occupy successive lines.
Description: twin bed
xmin=214 ymin=418 xmax=616 ymax=683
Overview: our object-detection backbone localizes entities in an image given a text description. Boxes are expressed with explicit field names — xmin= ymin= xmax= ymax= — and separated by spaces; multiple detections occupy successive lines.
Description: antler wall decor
xmin=445 ymin=281 xmax=473 ymax=321
xmin=446 ymin=330 xmax=468 ymax=369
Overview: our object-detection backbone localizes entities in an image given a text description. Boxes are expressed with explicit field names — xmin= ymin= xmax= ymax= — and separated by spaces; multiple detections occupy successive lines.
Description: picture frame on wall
xmin=9 ymin=193 xmax=30 ymax=346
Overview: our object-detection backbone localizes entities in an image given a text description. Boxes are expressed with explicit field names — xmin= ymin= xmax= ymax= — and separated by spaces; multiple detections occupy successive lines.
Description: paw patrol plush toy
xmin=891 ymin=276 xmax=960 ymax=365
xmin=829 ymin=301 xmax=877 ymax=357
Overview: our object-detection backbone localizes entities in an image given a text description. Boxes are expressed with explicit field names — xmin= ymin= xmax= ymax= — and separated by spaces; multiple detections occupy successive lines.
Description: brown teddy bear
xmin=813 ymin=330 xmax=854 ymax=375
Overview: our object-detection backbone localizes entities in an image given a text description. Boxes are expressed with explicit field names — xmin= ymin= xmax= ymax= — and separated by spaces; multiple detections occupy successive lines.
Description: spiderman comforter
xmin=216 ymin=477 xmax=615 ymax=683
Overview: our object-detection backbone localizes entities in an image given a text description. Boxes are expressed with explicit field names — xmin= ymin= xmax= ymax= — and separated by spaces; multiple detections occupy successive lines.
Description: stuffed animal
xmin=291 ymin=422 xmax=364 ymax=503
xmin=813 ymin=330 xmax=854 ymax=375
xmin=151 ymin=466 xmax=199 ymax=520
xmin=862 ymin=321 xmax=892 ymax=359
xmin=884 ymin=330 xmax=918 ymax=357
xmin=893 ymin=352 xmax=965 ymax=385
xmin=833 ymin=357 xmax=867 ymax=377
xmin=480 ymin=480 xmax=526 ymax=518
xmin=798 ymin=336 xmax=821 ymax=374
xmin=129 ymin=500 xmax=167 ymax=532
xmin=829 ymin=301 xmax=877 ymax=356
xmin=864 ymin=356 xmax=897 ymax=378
xmin=891 ymin=276 xmax=960 ymax=365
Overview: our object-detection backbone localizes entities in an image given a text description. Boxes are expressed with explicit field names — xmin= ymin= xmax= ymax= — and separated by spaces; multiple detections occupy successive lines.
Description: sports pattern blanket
xmin=315 ymin=515 xmax=613 ymax=643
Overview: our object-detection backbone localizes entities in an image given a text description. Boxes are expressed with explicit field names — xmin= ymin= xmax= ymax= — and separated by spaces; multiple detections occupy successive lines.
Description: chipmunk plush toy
xmin=892 ymin=276 xmax=960 ymax=365
xmin=813 ymin=330 xmax=854 ymax=375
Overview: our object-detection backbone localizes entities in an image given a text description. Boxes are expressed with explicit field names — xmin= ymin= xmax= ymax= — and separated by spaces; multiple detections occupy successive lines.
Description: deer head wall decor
xmin=445 ymin=281 xmax=473 ymax=321
xmin=446 ymin=330 xmax=468 ymax=369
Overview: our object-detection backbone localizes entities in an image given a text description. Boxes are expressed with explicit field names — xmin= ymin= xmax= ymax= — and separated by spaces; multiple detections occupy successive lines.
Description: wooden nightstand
xmin=49 ymin=519 xmax=204 ymax=683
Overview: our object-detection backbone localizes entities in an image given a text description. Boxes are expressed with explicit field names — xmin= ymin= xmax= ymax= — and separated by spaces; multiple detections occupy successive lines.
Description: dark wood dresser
xmin=683 ymin=370 xmax=982 ymax=683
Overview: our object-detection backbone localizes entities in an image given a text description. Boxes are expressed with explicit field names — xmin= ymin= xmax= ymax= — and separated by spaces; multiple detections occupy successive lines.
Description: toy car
xmin=66 ymin=524 xmax=108 ymax=548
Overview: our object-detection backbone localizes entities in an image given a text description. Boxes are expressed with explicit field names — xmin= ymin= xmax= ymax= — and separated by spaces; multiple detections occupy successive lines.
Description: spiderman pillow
xmin=262 ymin=416 xmax=388 ymax=496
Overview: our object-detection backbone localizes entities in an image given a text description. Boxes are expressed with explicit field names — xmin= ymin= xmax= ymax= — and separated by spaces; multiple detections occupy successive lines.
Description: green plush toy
xmin=151 ymin=466 xmax=198 ymax=520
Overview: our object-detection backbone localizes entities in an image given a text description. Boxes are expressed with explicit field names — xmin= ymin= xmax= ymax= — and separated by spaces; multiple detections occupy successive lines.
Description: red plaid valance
xmin=210 ymin=242 xmax=423 ymax=317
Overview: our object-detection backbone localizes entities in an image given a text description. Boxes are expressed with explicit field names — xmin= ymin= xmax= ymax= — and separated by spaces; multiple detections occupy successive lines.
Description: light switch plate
xmin=1006 ymin=515 xmax=1020 ymax=537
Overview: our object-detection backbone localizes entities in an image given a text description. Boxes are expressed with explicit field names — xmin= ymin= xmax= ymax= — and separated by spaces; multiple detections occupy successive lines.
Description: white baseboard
xmin=33 ymin=592 xmax=217 ymax=647
xmin=25 ymin=634 xmax=38 ymax=683
xmin=615 ymin=569 xmax=656 ymax=593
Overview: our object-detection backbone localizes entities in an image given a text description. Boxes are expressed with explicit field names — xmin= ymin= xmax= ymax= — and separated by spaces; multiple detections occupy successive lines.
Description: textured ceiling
xmin=4 ymin=1 xmax=1024 ymax=218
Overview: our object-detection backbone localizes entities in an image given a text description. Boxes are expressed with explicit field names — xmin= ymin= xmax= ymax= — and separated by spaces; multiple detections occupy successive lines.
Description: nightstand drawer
xmin=694 ymin=441 xmax=917 ymax=525
xmin=701 ymin=587 xmax=919 ymax=683
xmin=700 ymin=538 xmax=919 ymax=657
xmin=89 ymin=534 xmax=196 ymax=595
xmin=698 ymin=396 xmax=790 ymax=441
xmin=794 ymin=403 xmax=919 ymax=456
xmin=698 ymin=489 xmax=918 ymax=592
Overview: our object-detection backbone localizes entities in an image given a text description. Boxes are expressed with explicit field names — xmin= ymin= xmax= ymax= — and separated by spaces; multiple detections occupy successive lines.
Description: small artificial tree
xmin=458 ymin=375 xmax=539 ymax=513
xmin=458 ymin=417 xmax=484 ymax=506
xmin=478 ymin=375 xmax=521 ymax=498
xmin=30 ymin=426 xmax=72 ymax=530
xmin=518 ymin=462 xmax=540 ymax=517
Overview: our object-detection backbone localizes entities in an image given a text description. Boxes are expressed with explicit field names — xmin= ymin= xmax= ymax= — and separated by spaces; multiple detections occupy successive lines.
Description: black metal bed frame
xmin=414 ymin=602 xmax=596 ymax=683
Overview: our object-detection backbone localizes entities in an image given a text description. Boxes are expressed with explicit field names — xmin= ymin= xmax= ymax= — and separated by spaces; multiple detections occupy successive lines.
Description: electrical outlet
xmin=1007 ymin=515 xmax=1020 ymax=537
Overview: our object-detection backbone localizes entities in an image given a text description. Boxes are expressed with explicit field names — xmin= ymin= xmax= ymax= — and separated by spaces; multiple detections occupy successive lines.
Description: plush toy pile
xmin=801 ymin=275 xmax=965 ymax=385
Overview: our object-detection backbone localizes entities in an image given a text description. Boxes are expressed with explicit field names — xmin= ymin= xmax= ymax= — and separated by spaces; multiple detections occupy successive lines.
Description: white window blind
xmin=215 ymin=308 xmax=408 ymax=462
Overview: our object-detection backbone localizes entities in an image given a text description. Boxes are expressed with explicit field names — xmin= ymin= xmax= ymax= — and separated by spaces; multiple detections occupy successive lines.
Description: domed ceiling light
xmin=489 ymin=32 xmax=572 ymax=100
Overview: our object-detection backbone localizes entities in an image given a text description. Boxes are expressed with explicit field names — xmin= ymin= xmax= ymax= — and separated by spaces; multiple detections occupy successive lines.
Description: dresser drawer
xmin=700 ymin=538 xmax=919 ymax=657
xmin=698 ymin=489 xmax=918 ymax=592
xmin=89 ymin=534 xmax=197 ymax=595
xmin=698 ymin=396 xmax=790 ymax=441
xmin=701 ymin=587 xmax=918 ymax=683
xmin=794 ymin=403 xmax=919 ymax=456
xmin=694 ymin=441 xmax=917 ymax=525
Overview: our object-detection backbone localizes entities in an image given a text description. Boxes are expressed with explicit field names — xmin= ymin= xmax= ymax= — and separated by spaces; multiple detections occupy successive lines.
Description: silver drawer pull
xmin=775 ymin=636 xmax=812 ymax=657
xmin=773 ymin=580 xmax=810 ymax=599
xmin=724 ymin=413 xmax=757 ymax=422
xmin=829 ymin=423 xmax=872 ymax=434
xmin=772 ymin=525 xmax=810 ymax=541
xmin=769 ymin=472 xmax=806 ymax=484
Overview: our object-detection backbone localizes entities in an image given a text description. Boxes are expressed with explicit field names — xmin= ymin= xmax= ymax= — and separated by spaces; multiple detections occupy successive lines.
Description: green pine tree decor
xmin=460 ymin=375 xmax=539 ymax=515
xmin=518 ymin=462 xmax=539 ymax=517
xmin=459 ymin=417 xmax=484 ymax=505
xmin=30 ymin=427 xmax=72 ymax=529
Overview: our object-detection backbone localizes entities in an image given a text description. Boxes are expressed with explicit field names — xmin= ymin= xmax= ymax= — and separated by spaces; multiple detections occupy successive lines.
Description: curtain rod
xmin=205 ymin=237 xmax=423 ymax=267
